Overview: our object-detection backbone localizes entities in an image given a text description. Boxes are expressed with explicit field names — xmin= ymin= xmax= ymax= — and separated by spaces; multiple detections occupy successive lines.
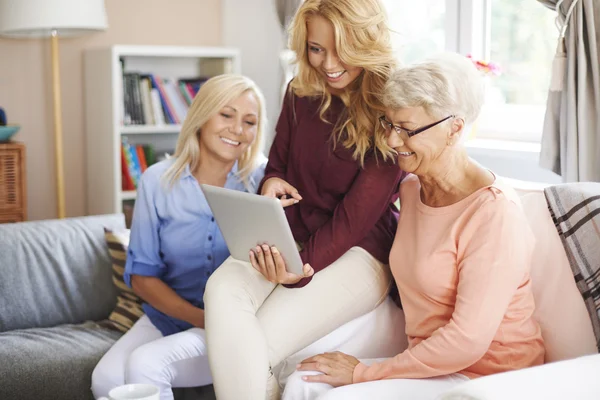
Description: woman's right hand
xmin=249 ymin=244 xmax=314 ymax=285
xmin=261 ymin=177 xmax=302 ymax=207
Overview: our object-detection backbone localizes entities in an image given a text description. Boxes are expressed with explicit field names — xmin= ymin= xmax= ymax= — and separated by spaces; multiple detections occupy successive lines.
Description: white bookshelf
xmin=120 ymin=125 xmax=182 ymax=135
xmin=84 ymin=45 xmax=241 ymax=216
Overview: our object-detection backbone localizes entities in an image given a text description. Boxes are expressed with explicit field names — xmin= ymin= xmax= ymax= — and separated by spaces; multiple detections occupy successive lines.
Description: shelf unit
xmin=84 ymin=45 xmax=241 ymax=215
xmin=120 ymin=125 xmax=182 ymax=135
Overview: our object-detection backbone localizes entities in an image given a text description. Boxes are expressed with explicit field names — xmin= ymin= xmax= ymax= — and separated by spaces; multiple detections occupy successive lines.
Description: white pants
xmin=283 ymin=361 xmax=469 ymax=400
xmin=91 ymin=315 xmax=212 ymax=400
xmin=204 ymin=247 xmax=392 ymax=400
xmin=274 ymin=296 xmax=409 ymax=389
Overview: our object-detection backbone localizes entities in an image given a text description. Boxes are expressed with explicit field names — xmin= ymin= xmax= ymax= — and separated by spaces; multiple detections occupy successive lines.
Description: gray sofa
xmin=0 ymin=214 xmax=215 ymax=400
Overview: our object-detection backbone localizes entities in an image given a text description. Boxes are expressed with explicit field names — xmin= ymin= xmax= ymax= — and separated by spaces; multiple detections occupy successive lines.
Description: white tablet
xmin=200 ymin=184 xmax=304 ymax=275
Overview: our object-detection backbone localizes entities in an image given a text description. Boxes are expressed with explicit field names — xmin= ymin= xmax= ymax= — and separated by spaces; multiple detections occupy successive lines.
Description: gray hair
xmin=382 ymin=52 xmax=485 ymax=124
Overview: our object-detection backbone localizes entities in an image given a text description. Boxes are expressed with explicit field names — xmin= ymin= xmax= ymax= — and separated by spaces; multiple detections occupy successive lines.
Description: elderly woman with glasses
xmin=286 ymin=52 xmax=545 ymax=400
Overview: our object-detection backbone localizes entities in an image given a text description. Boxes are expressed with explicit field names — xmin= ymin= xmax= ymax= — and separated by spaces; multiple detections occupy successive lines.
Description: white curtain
xmin=538 ymin=0 xmax=600 ymax=182
xmin=275 ymin=0 xmax=303 ymax=31
xmin=274 ymin=0 xmax=302 ymax=102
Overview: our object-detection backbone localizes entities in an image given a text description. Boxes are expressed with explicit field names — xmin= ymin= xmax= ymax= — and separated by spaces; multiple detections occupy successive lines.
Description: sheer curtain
xmin=538 ymin=0 xmax=600 ymax=182
xmin=274 ymin=0 xmax=302 ymax=102
xmin=275 ymin=0 xmax=302 ymax=30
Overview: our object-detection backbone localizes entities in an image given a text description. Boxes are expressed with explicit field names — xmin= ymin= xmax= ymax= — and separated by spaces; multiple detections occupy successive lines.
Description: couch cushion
xmin=438 ymin=353 xmax=600 ymax=400
xmin=520 ymin=192 xmax=597 ymax=362
xmin=0 ymin=322 xmax=121 ymax=400
xmin=0 ymin=214 xmax=125 ymax=332
xmin=544 ymin=183 xmax=600 ymax=350
xmin=100 ymin=228 xmax=144 ymax=333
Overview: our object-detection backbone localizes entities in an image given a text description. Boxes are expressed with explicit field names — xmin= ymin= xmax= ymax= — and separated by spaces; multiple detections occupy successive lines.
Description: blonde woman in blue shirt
xmin=91 ymin=74 xmax=267 ymax=400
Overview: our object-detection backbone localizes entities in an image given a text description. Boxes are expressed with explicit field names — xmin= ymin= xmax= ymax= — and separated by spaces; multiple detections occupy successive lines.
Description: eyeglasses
xmin=379 ymin=115 xmax=455 ymax=141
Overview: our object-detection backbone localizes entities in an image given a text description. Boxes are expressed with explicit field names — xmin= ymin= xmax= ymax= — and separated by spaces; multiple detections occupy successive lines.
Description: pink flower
xmin=466 ymin=54 xmax=502 ymax=76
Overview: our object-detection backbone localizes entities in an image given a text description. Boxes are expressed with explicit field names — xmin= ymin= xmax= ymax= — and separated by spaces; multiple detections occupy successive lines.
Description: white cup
xmin=97 ymin=383 xmax=160 ymax=400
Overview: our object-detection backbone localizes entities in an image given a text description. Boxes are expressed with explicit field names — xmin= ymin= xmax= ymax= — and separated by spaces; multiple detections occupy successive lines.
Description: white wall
xmin=0 ymin=0 xmax=222 ymax=220
xmin=222 ymin=0 xmax=285 ymax=151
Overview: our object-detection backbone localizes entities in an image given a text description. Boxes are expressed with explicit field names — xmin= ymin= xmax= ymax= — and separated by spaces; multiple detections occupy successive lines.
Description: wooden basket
xmin=0 ymin=142 xmax=26 ymax=221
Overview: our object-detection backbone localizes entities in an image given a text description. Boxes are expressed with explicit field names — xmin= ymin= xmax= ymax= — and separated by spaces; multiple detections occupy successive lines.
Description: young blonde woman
xmin=203 ymin=1 xmax=405 ymax=399
xmin=91 ymin=74 xmax=267 ymax=400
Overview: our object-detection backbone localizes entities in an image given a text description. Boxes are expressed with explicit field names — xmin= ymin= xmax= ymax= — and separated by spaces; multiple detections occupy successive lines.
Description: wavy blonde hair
xmin=288 ymin=0 xmax=397 ymax=164
xmin=163 ymin=74 xmax=266 ymax=188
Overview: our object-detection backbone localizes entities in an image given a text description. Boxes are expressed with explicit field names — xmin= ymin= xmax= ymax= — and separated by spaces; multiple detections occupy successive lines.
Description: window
xmin=479 ymin=0 xmax=558 ymax=142
xmin=382 ymin=0 xmax=559 ymax=143
xmin=384 ymin=1 xmax=446 ymax=63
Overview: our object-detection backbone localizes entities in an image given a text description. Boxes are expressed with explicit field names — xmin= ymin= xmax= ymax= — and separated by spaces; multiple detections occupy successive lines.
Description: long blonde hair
xmin=288 ymin=0 xmax=397 ymax=164
xmin=163 ymin=74 xmax=266 ymax=188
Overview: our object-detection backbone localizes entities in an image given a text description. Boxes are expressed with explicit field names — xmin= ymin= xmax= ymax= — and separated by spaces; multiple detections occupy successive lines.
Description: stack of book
xmin=121 ymin=139 xmax=157 ymax=190
xmin=121 ymin=66 xmax=207 ymax=126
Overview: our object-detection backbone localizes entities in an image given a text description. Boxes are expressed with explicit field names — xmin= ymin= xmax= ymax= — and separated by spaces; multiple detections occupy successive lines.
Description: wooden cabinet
xmin=0 ymin=142 xmax=26 ymax=223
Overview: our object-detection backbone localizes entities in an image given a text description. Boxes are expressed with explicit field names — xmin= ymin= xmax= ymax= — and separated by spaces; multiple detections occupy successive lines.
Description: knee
xmin=283 ymin=369 xmax=302 ymax=387
xmin=91 ymin=362 xmax=120 ymax=398
xmin=204 ymin=270 xmax=234 ymax=310
xmin=204 ymin=259 xmax=255 ymax=308
xmin=316 ymin=389 xmax=347 ymax=400
xmin=203 ymin=268 xmax=228 ymax=305
xmin=315 ymin=384 xmax=370 ymax=400
xmin=126 ymin=345 xmax=163 ymax=383
xmin=282 ymin=370 xmax=331 ymax=400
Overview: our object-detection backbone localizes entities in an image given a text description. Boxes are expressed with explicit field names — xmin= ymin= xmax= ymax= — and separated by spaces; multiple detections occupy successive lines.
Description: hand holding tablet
xmin=201 ymin=184 xmax=312 ymax=281
xmin=249 ymin=243 xmax=314 ymax=285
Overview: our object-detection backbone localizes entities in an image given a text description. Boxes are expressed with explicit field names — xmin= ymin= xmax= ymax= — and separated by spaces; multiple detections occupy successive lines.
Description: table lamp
xmin=0 ymin=0 xmax=108 ymax=218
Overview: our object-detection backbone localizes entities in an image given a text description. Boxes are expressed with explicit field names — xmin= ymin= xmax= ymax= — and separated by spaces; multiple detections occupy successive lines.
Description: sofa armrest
xmin=501 ymin=176 xmax=549 ymax=197
xmin=437 ymin=354 xmax=600 ymax=400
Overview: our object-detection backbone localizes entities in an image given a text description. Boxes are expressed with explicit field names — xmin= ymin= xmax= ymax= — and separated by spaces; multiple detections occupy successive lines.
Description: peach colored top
xmin=353 ymin=175 xmax=545 ymax=383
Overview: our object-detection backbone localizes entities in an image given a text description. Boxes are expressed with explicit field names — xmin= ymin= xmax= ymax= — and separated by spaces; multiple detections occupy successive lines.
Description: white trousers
xmin=283 ymin=361 xmax=469 ymax=400
xmin=204 ymin=247 xmax=392 ymax=400
xmin=91 ymin=315 xmax=212 ymax=400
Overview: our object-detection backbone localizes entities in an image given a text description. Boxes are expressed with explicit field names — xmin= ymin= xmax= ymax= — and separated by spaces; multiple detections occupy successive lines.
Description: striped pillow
xmin=101 ymin=228 xmax=144 ymax=333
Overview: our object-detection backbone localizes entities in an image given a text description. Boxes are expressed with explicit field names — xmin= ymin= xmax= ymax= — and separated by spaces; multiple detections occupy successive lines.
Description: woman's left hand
xmin=249 ymin=244 xmax=314 ymax=285
xmin=296 ymin=352 xmax=360 ymax=387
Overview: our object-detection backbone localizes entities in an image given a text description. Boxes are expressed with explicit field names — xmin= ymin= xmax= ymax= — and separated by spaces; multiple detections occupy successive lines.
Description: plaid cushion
xmin=100 ymin=228 xmax=144 ymax=333
xmin=545 ymin=183 xmax=600 ymax=352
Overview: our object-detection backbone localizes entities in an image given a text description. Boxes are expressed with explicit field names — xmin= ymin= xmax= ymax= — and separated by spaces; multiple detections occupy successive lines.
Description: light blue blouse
xmin=124 ymin=158 xmax=266 ymax=336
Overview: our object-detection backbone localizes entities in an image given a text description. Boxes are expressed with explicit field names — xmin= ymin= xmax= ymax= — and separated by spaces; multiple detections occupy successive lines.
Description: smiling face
xmin=306 ymin=14 xmax=363 ymax=93
xmin=385 ymin=106 xmax=461 ymax=176
xmin=199 ymin=90 xmax=259 ymax=164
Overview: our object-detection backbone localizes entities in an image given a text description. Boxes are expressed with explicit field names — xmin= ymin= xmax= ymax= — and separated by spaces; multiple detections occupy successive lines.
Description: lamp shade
xmin=0 ymin=0 xmax=107 ymax=38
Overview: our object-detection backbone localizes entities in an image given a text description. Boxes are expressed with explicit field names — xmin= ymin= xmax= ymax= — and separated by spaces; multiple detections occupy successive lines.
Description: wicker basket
xmin=0 ymin=142 xmax=26 ymax=222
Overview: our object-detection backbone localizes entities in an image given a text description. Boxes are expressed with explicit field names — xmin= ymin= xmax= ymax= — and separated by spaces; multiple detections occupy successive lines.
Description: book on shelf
xmin=120 ymin=58 xmax=209 ymax=127
xmin=121 ymin=139 xmax=159 ymax=191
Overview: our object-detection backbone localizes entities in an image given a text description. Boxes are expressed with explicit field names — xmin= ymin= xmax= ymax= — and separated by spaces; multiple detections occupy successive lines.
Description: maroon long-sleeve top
xmin=260 ymin=90 xmax=405 ymax=288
